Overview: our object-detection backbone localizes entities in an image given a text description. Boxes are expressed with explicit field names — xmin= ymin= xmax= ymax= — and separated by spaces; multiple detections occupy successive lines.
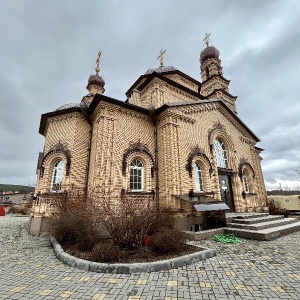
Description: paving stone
xmin=1 ymin=216 xmax=300 ymax=299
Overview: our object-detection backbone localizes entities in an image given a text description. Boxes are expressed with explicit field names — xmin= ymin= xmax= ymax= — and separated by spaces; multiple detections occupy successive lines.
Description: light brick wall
xmin=200 ymin=58 xmax=223 ymax=82
xmin=35 ymin=99 xmax=266 ymax=216
xmin=156 ymin=102 xmax=266 ymax=212
xmin=164 ymin=74 xmax=199 ymax=92
xmin=87 ymin=101 xmax=155 ymax=199
xmin=129 ymin=78 xmax=200 ymax=109
xmin=35 ymin=112 xmax=90 ymax=194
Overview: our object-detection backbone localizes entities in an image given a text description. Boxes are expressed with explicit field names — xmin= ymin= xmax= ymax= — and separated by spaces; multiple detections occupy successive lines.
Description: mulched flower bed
xmin=62 ymin=244 xmax=202 ymax=264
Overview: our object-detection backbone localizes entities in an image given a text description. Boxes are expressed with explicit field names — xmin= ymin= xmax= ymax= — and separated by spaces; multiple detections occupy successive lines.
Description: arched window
xmin=51 ymin=160 xmax=64 ymax=191
xmin=242 ymin=172 xmax=250 ymax=193
xmin=130 ymin=159 xmax=144 ymax=191
xmin=193 ymin=163 xmax=204 ymax=192
xmin=214 ymin=139 xmax=228 ymax=168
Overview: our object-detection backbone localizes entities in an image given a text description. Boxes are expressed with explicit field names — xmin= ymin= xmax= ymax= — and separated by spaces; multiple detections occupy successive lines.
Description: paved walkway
xmin=1 ymin=216 xmax=300 ymax=300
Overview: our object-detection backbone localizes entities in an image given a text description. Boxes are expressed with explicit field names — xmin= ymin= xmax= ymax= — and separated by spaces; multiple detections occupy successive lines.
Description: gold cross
xmin=157 ymin=49 xmax=166 ymax=67
xmin=95 ymin=51 xmax=102 ymax=74
xmin=203 ymin=33 xmax=211 ymax=47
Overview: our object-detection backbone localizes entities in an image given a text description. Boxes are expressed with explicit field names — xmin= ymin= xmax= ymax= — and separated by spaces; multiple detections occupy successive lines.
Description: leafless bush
xmin=8 ymin=205 xmax=29 ymax=215
xmin=150 ymin=227 xmax=186 ymax=254
xmin=50 ymin=188 xmax=103 ymax=249
xmin=51 ymin=206 xmax=99 ymax=249
xmin=294 ymin=163 xmax=300 ymax=177
xmin=91 ymin=240 xmax=123 ymax=263
xmin=268 ymin=199 xmax=290 ymax=217
xmin=94 ymin=193 xmax=158 ymax=250
xmin=48 ymin=186 xmax=187 ymax=260
xmin=147 ymin=211 xmax=174 ymax=235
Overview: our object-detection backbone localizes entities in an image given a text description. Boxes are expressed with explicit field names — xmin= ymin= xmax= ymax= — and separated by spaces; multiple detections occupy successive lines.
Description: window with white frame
xmin=130 ymin=159 xmax=144 ymax=191
xmin=214 ymin=139 xmax=228 ymax=168
xmin=51 ymin=160 xmax=64 ymax=191
xmin=242 ymin=172 xmax=250 ymax=193
xmin=193 ymin=162 xmax=204 ymax=192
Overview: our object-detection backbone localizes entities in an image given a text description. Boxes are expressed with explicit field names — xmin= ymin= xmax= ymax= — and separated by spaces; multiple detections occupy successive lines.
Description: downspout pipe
xmin=80 ymin=105 xmax=93 ymax=201
xmin=149 ymin=105 xmax=159 ymax=211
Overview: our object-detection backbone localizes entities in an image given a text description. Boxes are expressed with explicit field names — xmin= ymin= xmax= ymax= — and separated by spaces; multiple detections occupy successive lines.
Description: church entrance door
xmin=218 ymin=174 xmax=235 ymax=211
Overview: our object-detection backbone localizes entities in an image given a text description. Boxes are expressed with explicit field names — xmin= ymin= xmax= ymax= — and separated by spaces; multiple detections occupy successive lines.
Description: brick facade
xmin=34 ymin=43 xmax=267 ymax=231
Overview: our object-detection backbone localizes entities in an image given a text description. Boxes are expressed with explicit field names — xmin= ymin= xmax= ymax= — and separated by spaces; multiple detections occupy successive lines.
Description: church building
xmin=33 ymin=35 xmax=267 ymax=232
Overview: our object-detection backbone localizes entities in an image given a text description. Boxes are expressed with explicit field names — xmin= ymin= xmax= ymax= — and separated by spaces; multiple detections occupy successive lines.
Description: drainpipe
xmin=80 ymin=106 xmax=93 ymax=201
xmin=149 ymin=105 xmax=159 ymax=211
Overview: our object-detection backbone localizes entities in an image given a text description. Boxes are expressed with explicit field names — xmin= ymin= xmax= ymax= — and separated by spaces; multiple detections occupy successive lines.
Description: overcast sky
xmin=0 ymin=0 xmax=299 ymax=190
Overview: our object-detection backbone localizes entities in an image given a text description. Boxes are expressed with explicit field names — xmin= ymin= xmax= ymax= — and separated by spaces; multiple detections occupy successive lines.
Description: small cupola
xmin=145 ymin=49 xmax=178 ymax=75
xmin=200 ymin=34 xmax=223 ymax=81
xmin=200 ymin=33 xmax=220 ymax=63
xmin=86 ymin=51 xmax=105 ymax=95
xmin=200 ymin=45 xmax=220 ymax=63
xmin=82 ymin=51 xmax=105 ymax=105
xmin=87 ymin=74 xmax=105 ymax=93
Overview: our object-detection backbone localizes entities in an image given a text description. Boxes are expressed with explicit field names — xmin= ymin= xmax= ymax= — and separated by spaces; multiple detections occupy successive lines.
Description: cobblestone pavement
xmin=1 ymin=216 xmax=300 ymax=300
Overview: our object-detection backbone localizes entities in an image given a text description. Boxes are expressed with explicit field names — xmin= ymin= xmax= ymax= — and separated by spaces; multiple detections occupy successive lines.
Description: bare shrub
xmin=51 ymin=207 xmax=97 ymax=249
xmin=8 ymin=206 xmax=17 ymax=214
xmin=93 ymin=191 xmax=183 ymax=252
xmin=147 ymin=211 xmax=174 ymax=235
xmin=150 ymin=227 xmax=186 ymax=254
xmin=91 ymin=240 xmax=123 ymax=263
xmin=94 ymin=192 xmax=158 ymax=250
xmin=47 ymin=187 xmax=187 ymax=261
xmin=50 ymin=189 xmax=101 ymax=250
xmin=8 ymin=205 xmax=29 ymax=215
xmin=268 ymin=199 xmax=290 ymax=217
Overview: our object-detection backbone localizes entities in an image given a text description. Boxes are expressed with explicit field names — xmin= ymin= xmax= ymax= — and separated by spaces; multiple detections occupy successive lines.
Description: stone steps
xmin=227 ymin=217 xmax=299 ymax=231
xmin=225 ymin=212 xmax=300 ymax=240
xmin=231 ymin=215 xmax=284 ymax=225
xmin=225 ymin=221 xmax=300 ymax=241
xmin=232 ymin=215 xmax=284 ymax=224
xmin=231 ymin=213 xmax=269 ymax=219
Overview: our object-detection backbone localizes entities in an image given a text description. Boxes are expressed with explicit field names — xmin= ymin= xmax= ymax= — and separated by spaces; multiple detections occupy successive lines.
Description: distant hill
xmin=0 ymin=184 xmax=35 ymax=194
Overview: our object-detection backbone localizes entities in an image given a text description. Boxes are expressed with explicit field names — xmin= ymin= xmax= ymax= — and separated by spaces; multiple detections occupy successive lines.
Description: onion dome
xmin=55 ymin=101 xmax=89 ymax=112
xmin=145 ymin=65 xmax=178 ymax=75
xmin=86 ymin=51 xmax=105 ymax=95
xmin=200 ymin=46 xmax=220 ymax=62
xmin=87 ymin=74 xmax=105 ymax=87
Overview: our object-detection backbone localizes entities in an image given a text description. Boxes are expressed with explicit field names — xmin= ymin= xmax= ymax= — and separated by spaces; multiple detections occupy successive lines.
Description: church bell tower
xmin=200 ymin=34 xmax=237 ymax=113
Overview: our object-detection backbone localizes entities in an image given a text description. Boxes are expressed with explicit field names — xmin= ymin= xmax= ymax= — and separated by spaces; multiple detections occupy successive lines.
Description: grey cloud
xmin=0 ymin=0 xmax=299 ymax=189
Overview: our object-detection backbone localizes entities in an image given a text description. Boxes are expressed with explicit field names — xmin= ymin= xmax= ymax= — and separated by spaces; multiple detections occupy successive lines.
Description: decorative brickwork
xmin=138 ymin=78 xmax=200 ymax=109
xmin=186 ymin=146 xmax=212 ymax=177
xmin=33 ymin=43 xmax=267 ymax=232
xmin=122 ymin=141 xmax=154 ymax=177
xmin=238 ymin=158 xmax=255 ymax=179
xmin=41 ymin=142 xmax=71 ymax=177
xmin=164 ymin=73 xmax=199 ymax=92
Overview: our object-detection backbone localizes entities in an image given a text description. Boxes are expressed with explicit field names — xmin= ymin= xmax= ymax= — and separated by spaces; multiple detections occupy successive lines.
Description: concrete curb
xmin=51 ymin=237 xmax=216 ymax=274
